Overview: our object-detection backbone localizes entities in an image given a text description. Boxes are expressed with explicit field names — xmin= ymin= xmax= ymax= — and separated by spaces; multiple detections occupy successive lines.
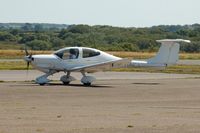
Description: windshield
xmin=54 ymin=48 xmax=79 ymax=59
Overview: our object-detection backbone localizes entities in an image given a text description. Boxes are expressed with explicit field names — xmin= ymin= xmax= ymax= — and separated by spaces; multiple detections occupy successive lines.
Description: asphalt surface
xmin=0 ymin=70 xmax=199 ymax=82
xmin=0 ymin=71 xmax=200 ymax=133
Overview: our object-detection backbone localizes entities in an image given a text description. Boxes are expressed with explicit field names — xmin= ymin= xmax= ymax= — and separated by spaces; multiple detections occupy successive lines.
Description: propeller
xmin=25 ymin=45 xmax=29 ymax=56
xmin=24 ymin=46 xmax=33 ymax=70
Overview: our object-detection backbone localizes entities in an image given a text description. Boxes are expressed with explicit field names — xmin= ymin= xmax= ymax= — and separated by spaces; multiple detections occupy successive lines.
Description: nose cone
xmin=24 ymin=55 xmax=34 ymax=62
xmin=31 ymin=54 xmax=57 ymax=66
xmin=24 ymin=56 xmax=31 ymax=62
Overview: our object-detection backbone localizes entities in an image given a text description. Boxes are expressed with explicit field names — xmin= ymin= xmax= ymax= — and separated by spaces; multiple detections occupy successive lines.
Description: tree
xmin=34 ymin=24 xmax=44 ymax=32
xmin=0 ymin=31 xmax=17 ymax=41
xmin=26 ymin=40 xmax=50 ymax=50
xmin=36 ymin=33 xmax=50 ymax=42
xmin=19 ymin=34 xmax=36 ymax=43
xmin=22 ymin=23 xmax=34 ymax=31
xmin=68 ymin=25 xmax=90 ymax=34
xmin=51 ymin=37 xmax=65 ymax=50
xmin=181 ymin=42 xmax=200 ymax=53
xmin=10 ymin=29 xmax=20 ymax=35
xmin=0 ymin=23 xmax=200 ymax=52
xmin=118 ymin=43 xmax=139 ymax=51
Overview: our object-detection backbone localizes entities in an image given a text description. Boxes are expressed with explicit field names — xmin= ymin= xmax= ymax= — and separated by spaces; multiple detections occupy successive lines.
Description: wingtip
xmin=156 ymin=39 xmax=191 ymax=43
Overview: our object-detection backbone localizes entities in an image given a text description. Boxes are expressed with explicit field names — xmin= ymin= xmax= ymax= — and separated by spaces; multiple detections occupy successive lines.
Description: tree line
xmin=0 ymin=23 xmax=200 ymax=52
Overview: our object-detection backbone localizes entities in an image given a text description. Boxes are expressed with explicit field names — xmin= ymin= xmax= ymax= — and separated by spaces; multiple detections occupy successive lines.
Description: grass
xmin=0 ymin=50 xmax=200 ymax=59
xmin=0 ymin=50 xmax=52 ymax=59
xmin=112 ymin=65 xmax=200 ymax=74
xmin=108 ymin=51 xmax=200 ymax=60
xmin=0 ymin=41 xmax=22 ymax=50
xmin=0 ymin=61 xmax=200 ymax=75
xmin=179 ymin=53 xmax=200 ymax=60
xmin=0 ymin=61 xmax=32 ymax=70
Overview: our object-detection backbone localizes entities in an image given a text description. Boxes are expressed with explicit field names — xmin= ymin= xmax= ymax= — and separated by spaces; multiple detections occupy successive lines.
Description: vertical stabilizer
xmin=131 ymin=39 xmax=191 ymax=67
xmin=147 ymin=39 xmax=190 ymax=66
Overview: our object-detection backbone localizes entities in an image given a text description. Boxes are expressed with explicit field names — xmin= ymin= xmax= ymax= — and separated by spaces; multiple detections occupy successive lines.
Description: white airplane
xmin=24 ymin=39 xmax=190 ymax=86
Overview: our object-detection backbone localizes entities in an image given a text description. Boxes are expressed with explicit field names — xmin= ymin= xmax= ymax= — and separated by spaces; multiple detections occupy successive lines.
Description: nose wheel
xmin=35 ymin=70 xmax=56 ymax=85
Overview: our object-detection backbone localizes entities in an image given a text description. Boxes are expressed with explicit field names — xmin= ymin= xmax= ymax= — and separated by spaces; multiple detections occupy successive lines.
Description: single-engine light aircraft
xmin=24 ymin=39 xmax=190 ymax=86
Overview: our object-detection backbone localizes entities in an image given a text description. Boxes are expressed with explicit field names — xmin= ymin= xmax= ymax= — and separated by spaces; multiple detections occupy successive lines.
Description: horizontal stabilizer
xmin=156 ymin=39 xmax=191 ymax=44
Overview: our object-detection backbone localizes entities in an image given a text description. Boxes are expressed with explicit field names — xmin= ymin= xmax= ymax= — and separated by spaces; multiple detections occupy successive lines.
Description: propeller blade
xmin=30 ymin=53 xmax=32 ymax=58
xmin=24 ymin=46 xmax=31 ymax=78
xmin=25 ymin=45 xmax=29 ymax=56
xmin=26 ymin=61 xmax=30 ymax=80
xmin=27 ymin=62 xmax=30 ymax=70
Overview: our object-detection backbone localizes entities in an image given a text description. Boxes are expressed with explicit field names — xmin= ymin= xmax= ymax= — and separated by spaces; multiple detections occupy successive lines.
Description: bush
xmin=26 ymin=40 xmax=51 ymax=50
xmin=0 ymin=32 xmax=17 ymax=41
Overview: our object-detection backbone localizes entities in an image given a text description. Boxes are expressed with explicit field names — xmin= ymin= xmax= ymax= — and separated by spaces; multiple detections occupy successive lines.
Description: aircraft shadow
xmin=48 ymin=83 xmax=113 ymax=88
xmin=133 ymin=82 xmax=160 ymax=85
xmin=16 ymin=82 xmax=113 ymax=88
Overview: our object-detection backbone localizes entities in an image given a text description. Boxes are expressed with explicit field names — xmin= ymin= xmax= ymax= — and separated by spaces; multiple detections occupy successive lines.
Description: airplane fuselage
xmin=30 ymin=47 xmax=121 ymax=73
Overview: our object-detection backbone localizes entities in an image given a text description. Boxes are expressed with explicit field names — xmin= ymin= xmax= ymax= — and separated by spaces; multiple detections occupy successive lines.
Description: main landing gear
xmin=60 ymin=71 xmax=96 ymax=86
xmin=81 ymin=71 xmax=96 ymax=86
xmin=35 ymin=71 xmax=96 ymax=86
xmin=60 ymin=72 xmax=76 ymax=85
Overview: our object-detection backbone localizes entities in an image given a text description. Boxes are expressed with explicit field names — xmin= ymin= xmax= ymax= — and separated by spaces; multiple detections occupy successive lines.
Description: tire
xmin=83 ymin=83 xmax=91 ymax=86
xmin=39 ymin=83 xmax=45 ymax=86
xmin=63 ymin=81 xmax=70 ymax=85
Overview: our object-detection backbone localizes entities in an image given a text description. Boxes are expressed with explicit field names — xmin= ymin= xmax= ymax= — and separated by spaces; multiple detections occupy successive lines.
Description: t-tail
xmin=130 ymin=39 xmax=191 ymax=67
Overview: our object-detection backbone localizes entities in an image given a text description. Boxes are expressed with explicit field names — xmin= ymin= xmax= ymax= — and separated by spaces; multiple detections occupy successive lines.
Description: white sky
xmin=0 ymin=0 xmax=199 ymax=27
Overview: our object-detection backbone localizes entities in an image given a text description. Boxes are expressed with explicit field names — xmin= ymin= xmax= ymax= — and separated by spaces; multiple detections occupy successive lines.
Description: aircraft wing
xmin=68 ymin=59 xmax=127 ymax=72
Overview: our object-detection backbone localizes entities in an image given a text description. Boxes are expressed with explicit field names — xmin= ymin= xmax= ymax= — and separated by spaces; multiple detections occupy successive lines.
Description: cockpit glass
xmin=82 ymin=48 xmax=100 ymax=58
xmin=54 ymin=48 xmax=79 ymax=60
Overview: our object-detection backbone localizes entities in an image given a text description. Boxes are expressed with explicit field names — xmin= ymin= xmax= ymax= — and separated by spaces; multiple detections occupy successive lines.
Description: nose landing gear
xmin=35 ymin=70 xmax=56 ymax=85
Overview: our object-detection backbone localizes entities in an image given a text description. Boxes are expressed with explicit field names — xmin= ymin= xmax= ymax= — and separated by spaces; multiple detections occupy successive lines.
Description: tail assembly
xmin=130 ymin=39 xmax=191 ymax=67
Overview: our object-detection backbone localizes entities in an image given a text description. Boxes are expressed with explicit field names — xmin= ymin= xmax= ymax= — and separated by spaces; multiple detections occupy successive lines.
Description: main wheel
xmin=63 ymin=81 xmax=70 ymax=85
xmin=83 ymin=83 xmax=91 ymax=86
xmin=39 ymin=83 xmax=46 ymax=86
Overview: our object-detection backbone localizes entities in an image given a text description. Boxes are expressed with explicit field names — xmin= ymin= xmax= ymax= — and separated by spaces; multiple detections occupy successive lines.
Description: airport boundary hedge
xmin=0 ymin=23 xmax=200 ymax=52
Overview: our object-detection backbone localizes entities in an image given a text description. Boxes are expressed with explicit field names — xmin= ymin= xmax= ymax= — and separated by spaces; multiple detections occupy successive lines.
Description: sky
xmin=0 ymin=0 xmax=199 ymax=27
